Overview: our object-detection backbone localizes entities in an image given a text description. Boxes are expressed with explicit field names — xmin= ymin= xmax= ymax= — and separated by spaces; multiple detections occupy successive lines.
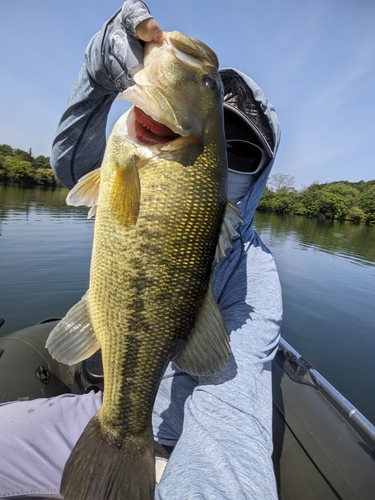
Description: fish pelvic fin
xmin=215 ymin=201 xmax=243 ymax=263
xmin=46 ymin=291 xmax=100 ymax=365
xmin=61 ymin=415 xmax=155 ymax=500
xmin=66 ymin=168 xmax=101 ymax=219
xmin=173 ymin=284 xmax=230 ymax=376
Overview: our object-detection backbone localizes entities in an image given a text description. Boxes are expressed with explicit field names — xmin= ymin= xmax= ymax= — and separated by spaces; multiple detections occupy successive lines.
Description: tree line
xmin=258 ymin=174 xmax=375 ymax=225
xmin=0 ymin=144 xmax=62 ymax=187
xmin=2 ymin=144 xmax=374 ymax=225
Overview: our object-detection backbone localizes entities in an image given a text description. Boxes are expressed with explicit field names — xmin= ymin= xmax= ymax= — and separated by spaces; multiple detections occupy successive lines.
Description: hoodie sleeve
xmin=154 ymin=232 xmax=282 ymax=499
xmin=50 ymin=1 xmax=152 ymax=189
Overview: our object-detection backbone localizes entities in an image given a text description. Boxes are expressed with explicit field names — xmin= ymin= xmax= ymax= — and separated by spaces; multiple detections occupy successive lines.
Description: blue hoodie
xmin=51 ymin=4 xmax=283 ymax=499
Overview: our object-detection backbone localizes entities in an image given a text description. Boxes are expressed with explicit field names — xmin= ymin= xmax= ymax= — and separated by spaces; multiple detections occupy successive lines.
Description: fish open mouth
xmin=133 ymin=107 xmax=180 ymax=145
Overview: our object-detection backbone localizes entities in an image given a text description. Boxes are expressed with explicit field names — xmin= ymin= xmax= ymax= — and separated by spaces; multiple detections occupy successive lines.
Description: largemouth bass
xmin=47 ymin=31 xmax=241 ymax=500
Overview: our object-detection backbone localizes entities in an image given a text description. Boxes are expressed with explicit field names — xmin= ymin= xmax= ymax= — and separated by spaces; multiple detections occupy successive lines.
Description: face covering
xmin=227 ymin=169 xmax=257 ymax=204
xmin=225 ymin=140 xmax=267 ymax=204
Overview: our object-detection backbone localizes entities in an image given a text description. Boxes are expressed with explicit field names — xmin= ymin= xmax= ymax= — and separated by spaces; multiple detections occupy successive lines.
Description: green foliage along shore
xmin=258 ymin=175 xmax=375 ymax=225
xmin=0 ymin=144 xmax=62 ymax=187
xmin=2 ymin=144 xmax=374 ymax=225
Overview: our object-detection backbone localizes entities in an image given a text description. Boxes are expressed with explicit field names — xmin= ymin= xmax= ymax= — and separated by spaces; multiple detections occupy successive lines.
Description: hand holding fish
xmin=86 ymin=0 xmax=162 ymax=92
xmin=136 ymin=17 xmax=162 ymax=42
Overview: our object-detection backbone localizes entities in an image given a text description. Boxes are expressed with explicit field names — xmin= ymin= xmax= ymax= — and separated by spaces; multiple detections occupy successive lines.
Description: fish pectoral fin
xmin=215 ymin=201 xmax=243 ymax=263
xmin=173 ymin=285 xmax=230 ymax=376
xmin=111 ymin=159 xmax=141 ymax=228
xmin=46 ymin=291 xmax=100 ymax=365
xmin=66 ymin=169 xmax=101 ymax=219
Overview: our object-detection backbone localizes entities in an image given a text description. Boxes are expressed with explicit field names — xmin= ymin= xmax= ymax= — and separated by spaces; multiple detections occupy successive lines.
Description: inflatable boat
xmin=0 ymin=318 xmax=374 ymax=499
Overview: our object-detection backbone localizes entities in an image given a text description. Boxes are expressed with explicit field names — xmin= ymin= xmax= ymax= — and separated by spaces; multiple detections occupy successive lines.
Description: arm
xmin=50 ymin=1 xmax=160 ymax=188
xmin=154 ymin=232 xmax=282 ymax=499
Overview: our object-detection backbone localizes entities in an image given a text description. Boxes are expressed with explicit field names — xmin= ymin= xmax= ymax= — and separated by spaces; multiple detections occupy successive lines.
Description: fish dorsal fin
xmin=215 ymin=201 xmax=243 ymax=263
xmin=66 ymin=169 xmax=101 ymax=219
xmin=173 ymin=284 xmax=230 ymax=376
xmin=46 ymin=291 xmax=100 ymax=365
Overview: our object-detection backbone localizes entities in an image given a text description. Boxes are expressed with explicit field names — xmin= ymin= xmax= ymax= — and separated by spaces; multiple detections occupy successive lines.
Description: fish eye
xmin=203 ymin=75 xmax=219 ymax=91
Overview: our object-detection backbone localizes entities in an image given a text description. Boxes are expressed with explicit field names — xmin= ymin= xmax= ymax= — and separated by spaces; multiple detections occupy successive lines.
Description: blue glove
xmin=85 ymin=0 xmax=161 ymax=93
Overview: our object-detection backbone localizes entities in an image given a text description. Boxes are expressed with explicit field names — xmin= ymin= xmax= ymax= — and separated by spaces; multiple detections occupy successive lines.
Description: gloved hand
xmin=85 ymin=0 xmax=162 ymax=93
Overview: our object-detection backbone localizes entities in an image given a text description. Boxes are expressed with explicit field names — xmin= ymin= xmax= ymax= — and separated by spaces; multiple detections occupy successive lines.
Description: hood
xmin=219 ymin=68 xmax=281 ymax=229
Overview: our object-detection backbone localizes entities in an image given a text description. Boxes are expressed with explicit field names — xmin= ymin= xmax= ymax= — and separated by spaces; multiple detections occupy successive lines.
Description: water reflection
xmin=0 ymin=185 xmax=94 ymax=336
xmin=254 ymin=211 xmax=375 ymax=425
xmin=0 ymin=184 xmax=87 ymax=219
xmin=254 ymin=212 xmax=375 ymax=267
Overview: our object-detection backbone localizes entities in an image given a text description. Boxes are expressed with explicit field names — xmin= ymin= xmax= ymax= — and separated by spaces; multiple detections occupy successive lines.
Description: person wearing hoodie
xmin=0 ymin=1 xmax=282 ymax=499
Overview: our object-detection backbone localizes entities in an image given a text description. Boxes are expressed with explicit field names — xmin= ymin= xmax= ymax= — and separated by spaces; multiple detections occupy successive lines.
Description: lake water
xmin=1 ymin=184 xmax=374 ymax=425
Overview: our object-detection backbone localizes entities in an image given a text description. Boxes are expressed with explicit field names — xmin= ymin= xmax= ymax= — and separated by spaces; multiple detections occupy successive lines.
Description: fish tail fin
xmin=61 ymin=415 xmax=155 ymax=500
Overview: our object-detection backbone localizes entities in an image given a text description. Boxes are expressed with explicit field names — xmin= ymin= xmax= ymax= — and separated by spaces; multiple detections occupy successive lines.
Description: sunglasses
xmin=226 ymin=139 xmax=265 ymax=175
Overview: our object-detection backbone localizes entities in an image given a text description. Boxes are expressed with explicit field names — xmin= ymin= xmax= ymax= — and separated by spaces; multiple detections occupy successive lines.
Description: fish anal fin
xmin=111 ymin=159 xmax=141 ymax=228
xmin=66 ymin=169 xmax=101 ymax=219
xmin=215 ymin=201 xmax=243 ymax=263
xmin=173 ymin=285 xmax=230 ymax=376
xmin=46 ymin=291 xmax=100 ymax=365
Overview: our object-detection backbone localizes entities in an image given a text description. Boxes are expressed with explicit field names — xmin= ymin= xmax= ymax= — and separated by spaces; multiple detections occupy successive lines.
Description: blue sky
xmin=1 ymin=0 xmax=374 ymax=189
